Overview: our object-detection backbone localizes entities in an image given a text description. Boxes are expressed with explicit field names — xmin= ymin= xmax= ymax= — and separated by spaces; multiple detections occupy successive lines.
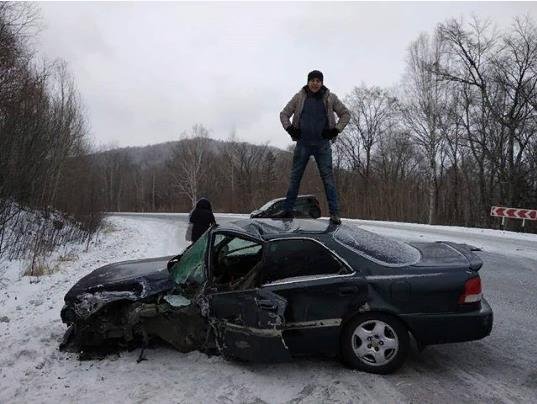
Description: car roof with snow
xmin=217 ymin=218 xmax=422 ymax=267
xmin=219 ymin=218 xmax=335 ymax=239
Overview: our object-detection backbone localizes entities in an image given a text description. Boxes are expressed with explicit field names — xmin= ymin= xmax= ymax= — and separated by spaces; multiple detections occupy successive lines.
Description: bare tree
xmin=401 ymin=32 xmax=450 ymax=224
xmin=340 ymin=84 xmax=398 ymax=215
xmin=436 ymin=17 xmax=537 ymax=213
xmin=168 ymin=124 xmax=211 ymax=208
xmin=342 ymin=85 xmax=398 ymax=178
xmin=0 ymin=4 xmax=103 ymax=262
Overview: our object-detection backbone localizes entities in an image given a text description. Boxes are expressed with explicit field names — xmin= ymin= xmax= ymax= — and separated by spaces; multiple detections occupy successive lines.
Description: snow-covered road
xmin=355 ymin=219 xmax=537 ymax=261
xmin=1 ymin=214 xmax=536 ymax=403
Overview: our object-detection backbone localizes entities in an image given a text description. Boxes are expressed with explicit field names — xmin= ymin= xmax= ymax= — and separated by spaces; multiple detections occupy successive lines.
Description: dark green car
xmin=61 ymin=218 xmax=493 ymax=374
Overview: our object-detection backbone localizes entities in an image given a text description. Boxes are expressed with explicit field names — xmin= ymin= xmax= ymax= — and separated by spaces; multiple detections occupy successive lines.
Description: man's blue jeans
xmin=283 ymin=141 xmax=339 ymax=214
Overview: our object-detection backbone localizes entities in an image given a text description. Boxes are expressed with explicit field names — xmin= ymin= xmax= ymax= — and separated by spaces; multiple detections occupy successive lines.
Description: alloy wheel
xmin=351 ymin=319 xmax=399 ymax=366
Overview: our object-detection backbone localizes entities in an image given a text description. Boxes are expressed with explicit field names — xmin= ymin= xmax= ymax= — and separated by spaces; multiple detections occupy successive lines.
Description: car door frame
xmin=205 ymin=229 xmax=292 ymax=362
xmin=259 ymin=236 xmax=369 ymax=355
xmin=207 ymin=229 xmax=265 ymax=284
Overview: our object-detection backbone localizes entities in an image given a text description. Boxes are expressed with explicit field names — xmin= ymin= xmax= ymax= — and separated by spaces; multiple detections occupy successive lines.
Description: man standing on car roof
xmin=280 ymin=70 xmax=350 ymax=224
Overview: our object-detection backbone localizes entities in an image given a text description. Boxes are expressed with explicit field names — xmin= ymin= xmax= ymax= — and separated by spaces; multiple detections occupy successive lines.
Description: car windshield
xmin=333 ymin=224 xmax=421 ymax=267
xmin=170 ymin=232 xmax=208 ymax=285
xmin=258 ymin=199 xmax=283 ymax=211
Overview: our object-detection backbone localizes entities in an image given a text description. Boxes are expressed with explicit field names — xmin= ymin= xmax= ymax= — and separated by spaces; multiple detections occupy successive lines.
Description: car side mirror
xmin=167 ymin=254 xmax=181 ymax=272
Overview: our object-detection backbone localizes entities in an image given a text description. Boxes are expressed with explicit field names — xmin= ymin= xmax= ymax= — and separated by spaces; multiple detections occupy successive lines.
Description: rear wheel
xmin=341 ymin=313 xmax=409 ymax=374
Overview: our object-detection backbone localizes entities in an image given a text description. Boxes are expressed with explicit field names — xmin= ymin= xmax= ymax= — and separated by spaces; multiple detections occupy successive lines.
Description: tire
xmin=340 ymin=313 xmax=409 ymax=374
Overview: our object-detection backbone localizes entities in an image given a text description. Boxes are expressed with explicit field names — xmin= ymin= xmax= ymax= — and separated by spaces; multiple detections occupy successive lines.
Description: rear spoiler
xmin=438 ymin=241 xmax=483 ymax=272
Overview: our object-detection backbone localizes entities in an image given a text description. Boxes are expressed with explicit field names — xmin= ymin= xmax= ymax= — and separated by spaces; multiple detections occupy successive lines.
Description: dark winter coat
xmin=189 ymin=198 xmax=216 ymax=242
xmin=299 ymin=87 xmax=328 ymax=145
xmin=280 ymin=85 xmax=350 ymax=133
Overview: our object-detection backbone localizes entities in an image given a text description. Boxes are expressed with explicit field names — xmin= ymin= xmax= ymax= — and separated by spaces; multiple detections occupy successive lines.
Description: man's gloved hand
xmin=286 ymin=126 xmax=301 ymax=141
xmin=322 ymin=127 xmax=339 ymax=139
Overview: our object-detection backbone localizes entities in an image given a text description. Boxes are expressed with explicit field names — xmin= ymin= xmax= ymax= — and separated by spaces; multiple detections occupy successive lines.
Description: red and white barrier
xmin=491 ymin=206 xmax=537 ymax=227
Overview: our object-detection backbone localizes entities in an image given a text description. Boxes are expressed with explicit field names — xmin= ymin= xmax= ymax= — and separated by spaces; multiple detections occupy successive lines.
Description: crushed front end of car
xmin=59 ymin=254 xmax=208 ymax=357
xmin=61 ymin=230 xmax=223 ymax=359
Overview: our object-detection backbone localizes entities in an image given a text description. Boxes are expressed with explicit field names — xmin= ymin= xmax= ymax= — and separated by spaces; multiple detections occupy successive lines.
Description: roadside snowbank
xmin=110 ymin=212 xmax=537 ymax=259
xmin=347 ymin=219 xmax=537 ymax=261
xmin=0 ymin=216 xmax=187 ymax=404
xmin=2 ymin=215 xmax=411 ymax=404
xmin=351 ymin=218 xmax=537 ymax=242
xmin=1 ymin=214 xmax=536 ymax=403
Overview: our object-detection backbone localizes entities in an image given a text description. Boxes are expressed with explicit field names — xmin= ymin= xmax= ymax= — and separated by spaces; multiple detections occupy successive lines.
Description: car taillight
xmin=459 ymin=276 xmax=482 ymax=304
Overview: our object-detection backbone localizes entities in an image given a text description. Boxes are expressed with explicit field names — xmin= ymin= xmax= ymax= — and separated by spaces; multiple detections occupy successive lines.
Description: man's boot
xmin=330 ymin=213 xmax=341 ymax=225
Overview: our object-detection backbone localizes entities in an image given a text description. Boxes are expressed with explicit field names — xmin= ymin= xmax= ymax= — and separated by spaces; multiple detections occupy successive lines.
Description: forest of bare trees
xmin=2 ymin=2 xmax=536 ymax=267
xmin=94 ymin=16 xmax=537 ymax=233
xmin=0 ymin=3 xmax=102 ymax=264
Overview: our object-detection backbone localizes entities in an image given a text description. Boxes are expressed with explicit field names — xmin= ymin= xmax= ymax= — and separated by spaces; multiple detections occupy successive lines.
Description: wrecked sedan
xmin=60 ymin=219 xmax=493 ymax=374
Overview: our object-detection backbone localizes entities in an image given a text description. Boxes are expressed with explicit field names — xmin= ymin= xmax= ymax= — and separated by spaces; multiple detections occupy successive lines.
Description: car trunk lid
xmin=409 ymin=241 xmax=483 ymax=271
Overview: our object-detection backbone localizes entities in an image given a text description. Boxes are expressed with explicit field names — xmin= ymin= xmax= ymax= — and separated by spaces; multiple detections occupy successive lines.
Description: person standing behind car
xmin=280 ymin=70 xmax=350 ymax=224
xmin=187 ymin=197 xmax=216 ymax=243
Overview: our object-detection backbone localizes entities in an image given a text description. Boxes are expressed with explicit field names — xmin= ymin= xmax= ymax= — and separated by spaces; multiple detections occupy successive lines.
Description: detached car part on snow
xmin=60 ymin=218 xmax=493 ymax=374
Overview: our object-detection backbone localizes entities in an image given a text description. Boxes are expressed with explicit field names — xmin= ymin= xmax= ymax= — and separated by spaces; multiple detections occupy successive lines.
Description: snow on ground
xmin=1 ymin=215 xmax=408 ymax=404
xmin=0 ymin=216 xmax=187 ymax=403
xmin=348 ymin=219 xmax=537 ymax=261
xmin=1 ymin=214 xmax=536 ymax=403
xmin=114 ymin=211 xmax=537 ymax=260
xmin=353 ymin=219 xmax=537 ymax=242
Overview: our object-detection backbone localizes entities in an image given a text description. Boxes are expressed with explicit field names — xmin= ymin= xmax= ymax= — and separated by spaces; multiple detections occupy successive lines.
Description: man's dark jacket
xmin=280 ymin=85 xmax=350 ymax=134
xmin=299 ymin=86 xmax=328 ymax=144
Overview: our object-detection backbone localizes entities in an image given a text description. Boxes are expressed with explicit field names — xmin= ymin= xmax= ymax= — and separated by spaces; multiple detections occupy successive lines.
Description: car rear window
xmin=333 ymin=224 xmax=421 ymax=267
xmin=261 ymin=238 xmax=346 ymax=284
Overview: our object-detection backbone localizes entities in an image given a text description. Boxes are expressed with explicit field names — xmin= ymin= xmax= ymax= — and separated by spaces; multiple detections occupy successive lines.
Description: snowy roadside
xmin=1 ymin=214 xmax=536 ymax=403
xmin=110 ymin=212 xmax=537 ymax=260
xmin=0 ymin=215 xmax=411 ymax=404
xmin=0 ymin=216 xmax=188 ymax=404
xmin=352 ymin=219 xmax=537 ymax=241
xmin=348 ymin=219 xmax=537 ymax=261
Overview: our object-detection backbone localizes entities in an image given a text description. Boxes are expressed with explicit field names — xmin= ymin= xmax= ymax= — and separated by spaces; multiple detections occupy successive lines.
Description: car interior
xmin=211 ymin=233 xmax=349 ymax=292
xmin=211 ymin=234 xmax=263 ymax=291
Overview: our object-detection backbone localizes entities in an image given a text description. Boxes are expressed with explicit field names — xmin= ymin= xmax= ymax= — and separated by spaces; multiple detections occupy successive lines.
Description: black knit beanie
xmin=307 ymin=70 xmax=323 ymax=83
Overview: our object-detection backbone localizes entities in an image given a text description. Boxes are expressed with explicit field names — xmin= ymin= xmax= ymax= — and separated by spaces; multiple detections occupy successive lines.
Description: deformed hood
xmin=63 ymin=256 xmax=175 ymax=320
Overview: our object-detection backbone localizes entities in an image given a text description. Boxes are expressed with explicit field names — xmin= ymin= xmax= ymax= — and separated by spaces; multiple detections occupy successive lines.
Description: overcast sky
xmin=36 ymin=1 xmax=537 ymax=150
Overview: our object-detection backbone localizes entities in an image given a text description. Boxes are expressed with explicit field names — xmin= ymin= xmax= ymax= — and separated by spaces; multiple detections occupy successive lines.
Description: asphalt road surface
xmin=111 ymin=213 xmax=537 ymax=403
